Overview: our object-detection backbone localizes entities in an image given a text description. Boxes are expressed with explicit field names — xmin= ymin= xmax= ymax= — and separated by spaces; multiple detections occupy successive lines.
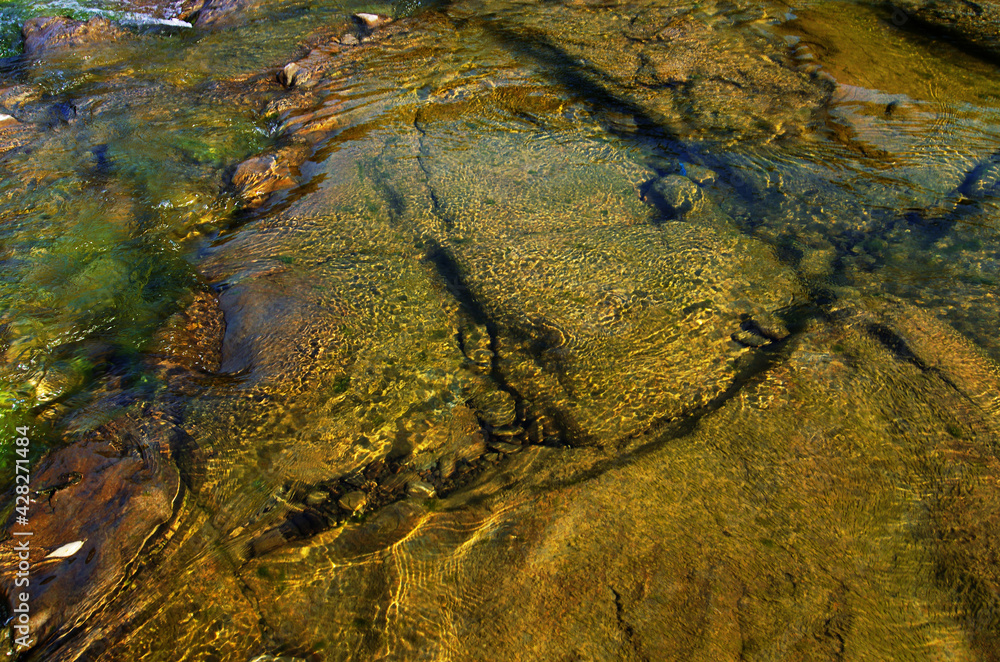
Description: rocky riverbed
xmin=0 ymin=0 xmax=999 ymax=660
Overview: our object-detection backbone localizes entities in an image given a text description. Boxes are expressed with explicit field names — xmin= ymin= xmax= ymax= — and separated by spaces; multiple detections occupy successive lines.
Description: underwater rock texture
xmin=2 ymin=0 xmax=1000 ymax=659
xmin=194 ymin=0 xmax=261 ymax=28
xmin=21 ymin=16 xmax=124 ymax=56
xmin=232 ymin=299 xmax=1000 ymax=662
xmin=889 ymin=0 xmax=1000 ymax=59
xmin=471 ymin=0 xmax=833 ymax=145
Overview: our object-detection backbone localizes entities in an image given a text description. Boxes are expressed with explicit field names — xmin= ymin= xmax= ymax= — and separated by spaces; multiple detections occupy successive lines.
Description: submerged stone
xmin=887 ymin=0 xmax=1000 ymax=59
xmin=21 ymin=16 xmax=124 ymax=57
xmin=231 ymin=151 xmax=299 ymax=205
xmin=406 ymin=480 xmax=436 ymax=498
xmin=305 ymin=490 xmax=328 ymax=506
xmin=732 ymin=329 xmax=771 ymax=348
xmin=277 ymin=62 xmax=311 ymax=89
xmin=479 ymin=0 xmax=832 ymax=145
xmin=413 ymin=119 xmax=801 ymax=443
xmin=7 ymin=0 xmax=1000 ymax=659
xmin=338 ymin=490 xmax=368 ymax=513
xmin=237 ymin=299 xmax=1000 ymax=661
xmin=0 ymin=417 xmax=180 ymax=657
xmin=193 ymin=0 xmax=259 ymax=28
xmin=684 ymin=163 xmax=717 ymax=186
xmin=645 ymin=174 xmax=705 ymax=218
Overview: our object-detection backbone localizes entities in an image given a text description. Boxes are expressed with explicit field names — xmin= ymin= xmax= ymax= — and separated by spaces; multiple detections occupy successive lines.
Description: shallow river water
xmin=1 ymin=0 xmax=1000 ymax=660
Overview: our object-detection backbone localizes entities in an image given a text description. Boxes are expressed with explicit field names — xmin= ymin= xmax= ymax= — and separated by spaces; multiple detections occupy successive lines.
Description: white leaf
xmin=47 ymin=540 xmax=85 ymax=559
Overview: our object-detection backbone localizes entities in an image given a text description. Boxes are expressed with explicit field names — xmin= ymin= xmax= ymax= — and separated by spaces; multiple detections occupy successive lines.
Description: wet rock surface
xmin=2 ymin=0 xmax=1000 ymax=660
xmin=0 ymin=114 xmax=31 ymax=157
xmin=230 ymin=147 xmax=305 ymax=206
xmin=277 ymin=61 xmax=311 ymax=89
xmin=193 ymin=0 xmax=260 ymax=28
xmin=232 ymin=298 xmax=1000 ymax=662
xmin=473 ymin=0 xmax=833 ymax=145
xmin=0 ymin=416 xmax=181 ymax=654
xmin=888 ymin=0 xmax=1000 ymax=59
xmin=21 ymin=16 xmax=124 ymax=57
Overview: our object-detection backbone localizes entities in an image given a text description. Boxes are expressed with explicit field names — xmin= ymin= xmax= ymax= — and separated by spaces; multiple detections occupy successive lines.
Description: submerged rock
xmin=0 ymin=110 xmax=32 ymax=157
xmin=684 ymin=163 xmax=717 ymax=186
xmin=888 ymin=0 xmax=1000 ymax=59
xmin=237 ymin=299 xmax=1000 ymax=661
xmin=149 ymin=291 xmax=226 ymax=374
xmin=277 ymin=62 xmax=311 ymax=89
xmin=230 ymin=148 xmax=304 ymax=205
xmin=643 ymin=174 xmax=704 ymax=219
xmin=193 ymin=0 xmax=258 ymax=28
xmin=481 ymin=1 xmax=832 ymax=145
xmin=406 ymin=480 xmax=436 ymax=498
xmin=732 ymin=329 xmax=771 ymax=348
xmin=338 ymin=490 xmax=368 ymax=513
xmin=412 ymin=117 xmax=801 ymax=443
xmin=12 ymin=1 xmax=1000 ymax=659
xmin=0 ymin=417 xmax=181 ymax=657
xmin=274 ymin=45 xmax=346 ymax=92
xmin=21 ymin=16 xmax=124 ymax=57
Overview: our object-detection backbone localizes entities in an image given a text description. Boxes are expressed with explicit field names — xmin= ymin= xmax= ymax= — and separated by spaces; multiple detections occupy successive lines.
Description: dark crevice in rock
xmin=864 ymin=322 xmax=927 ymax=369
xmin=241 ymin=294 xmax=833 ymax=561
xmin=29 ymin=471 xmax=82 ymax=507
xmin=479 ymin=15 xmax=828 ymax=208
xmin=479 ymin=20 xmax=699 ymax=170
xmin=359 ymin=141 xmax=407 ymax=222
xmin=421 ymin=242 xmax=579 ymax=447
xmin=412 ymin=111 xmax=452 ymax=231
xmin=820 ymin=588 xmax=852 ymax=662
xmin=531 ymin=302 xmax=826 ymax=493
xmin=413 ymin=109 xmax=577 ymax=447
xmin=861 ymin=321 xmax=983 ymax=408
xmin=244 ymin=445 xmax=498 ymax=559
xmin=611 ymin=586 xmax=650 ymax=662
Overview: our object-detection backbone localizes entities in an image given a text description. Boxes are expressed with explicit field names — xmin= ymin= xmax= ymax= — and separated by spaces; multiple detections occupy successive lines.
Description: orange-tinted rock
xmin=149 ymin=291 xmax=226 ymax=374
xmin=230 ymin=150 xmax=301 ymax=206
xmin=0 ymin=417 xmax=180 ymax=656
